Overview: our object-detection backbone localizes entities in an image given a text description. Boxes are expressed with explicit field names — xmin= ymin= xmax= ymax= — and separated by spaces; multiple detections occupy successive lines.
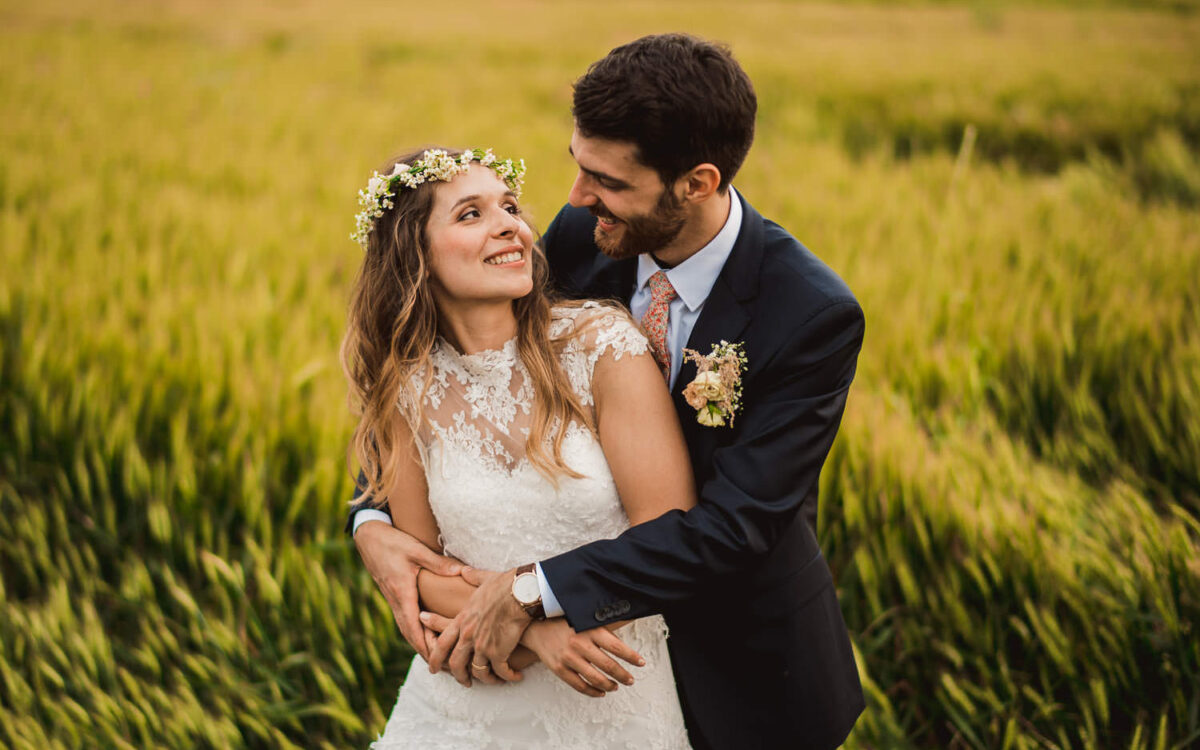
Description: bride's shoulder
xmin=550 ymin=300 xmax=637 ymax=340
xmin=551 ymin=299 xmax=623 ymax=325
xmin=550 ymin=300 xmax=649 ymax=364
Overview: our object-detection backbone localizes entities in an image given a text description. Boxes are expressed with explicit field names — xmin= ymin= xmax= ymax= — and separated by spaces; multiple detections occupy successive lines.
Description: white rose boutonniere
xmin=681 ymin=341 xmax=747 ymax=428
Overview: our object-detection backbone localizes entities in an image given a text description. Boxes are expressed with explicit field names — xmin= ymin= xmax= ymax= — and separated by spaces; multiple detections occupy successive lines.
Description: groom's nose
xmin=567 ymin=171 xmax=598 ymax=208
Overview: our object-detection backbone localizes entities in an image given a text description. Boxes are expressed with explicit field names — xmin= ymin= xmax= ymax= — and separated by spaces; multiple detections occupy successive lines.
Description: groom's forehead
xmin=569 ymin=130 xmax=655 ymax=182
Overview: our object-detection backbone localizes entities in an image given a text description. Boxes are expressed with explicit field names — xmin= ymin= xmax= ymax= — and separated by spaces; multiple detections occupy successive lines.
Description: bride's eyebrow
xmin=450 ymin=191 xmax=517 ymax=211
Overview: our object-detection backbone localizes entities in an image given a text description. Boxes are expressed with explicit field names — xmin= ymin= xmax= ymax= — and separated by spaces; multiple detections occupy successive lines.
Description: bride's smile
xmin=482 ymin=246 xmax=525 ymax=266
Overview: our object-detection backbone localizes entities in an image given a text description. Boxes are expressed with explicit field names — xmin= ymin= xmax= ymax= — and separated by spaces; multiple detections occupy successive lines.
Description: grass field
xmin=2 ymin=0 xmax=1198 ymax=747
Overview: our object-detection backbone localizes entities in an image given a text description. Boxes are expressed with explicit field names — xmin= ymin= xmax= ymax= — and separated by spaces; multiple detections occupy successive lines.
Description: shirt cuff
xmin=534 ymin=562 xmax=565 ymax=618
xmin=351 ymin=508 xmax=394 ymax=537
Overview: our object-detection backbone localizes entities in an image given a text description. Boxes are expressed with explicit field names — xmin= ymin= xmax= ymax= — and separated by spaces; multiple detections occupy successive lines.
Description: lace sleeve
xmin=584 ymin=308 xmax=650 ymax=372
xmin=553 ymin=302 xmax=651 ymax=405
xmin=395 ymin=369 xmax=435 ymax=471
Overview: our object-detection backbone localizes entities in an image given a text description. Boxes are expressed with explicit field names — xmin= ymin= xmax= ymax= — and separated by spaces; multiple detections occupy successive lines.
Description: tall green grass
xmin=2 ymin=1 xmax=1197 ymax=747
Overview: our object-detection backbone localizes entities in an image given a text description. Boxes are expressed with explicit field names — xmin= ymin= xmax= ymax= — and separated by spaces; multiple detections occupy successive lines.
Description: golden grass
xmin=1 ymin=0 xmax=1197 ymax=747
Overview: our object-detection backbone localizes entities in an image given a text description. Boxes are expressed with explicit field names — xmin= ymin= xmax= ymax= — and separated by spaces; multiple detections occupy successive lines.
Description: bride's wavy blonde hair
xmin=341 ymin=146 xmax=594 ymax=506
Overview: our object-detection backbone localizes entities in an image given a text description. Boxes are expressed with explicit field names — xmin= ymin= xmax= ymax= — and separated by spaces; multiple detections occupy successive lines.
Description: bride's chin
xmin=507 ymin=279 xmax=535 ymax=299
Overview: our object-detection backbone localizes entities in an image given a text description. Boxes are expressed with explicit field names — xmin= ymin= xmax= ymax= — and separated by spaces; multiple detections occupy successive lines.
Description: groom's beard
xmin=590 ymin=188 xmax=687 ymax=260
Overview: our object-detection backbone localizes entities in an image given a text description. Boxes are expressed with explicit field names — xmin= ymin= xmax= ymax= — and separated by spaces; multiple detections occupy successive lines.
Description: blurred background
xmin=2 ymin=0 xmax=1198 ymax=747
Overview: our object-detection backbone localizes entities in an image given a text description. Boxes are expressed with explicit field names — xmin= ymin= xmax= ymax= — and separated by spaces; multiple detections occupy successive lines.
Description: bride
xmin=341 ymin=147 xmax=696 ymax=749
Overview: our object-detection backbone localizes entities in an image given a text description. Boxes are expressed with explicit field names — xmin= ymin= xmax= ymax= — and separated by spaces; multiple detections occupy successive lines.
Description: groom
xmin=350 ymin=33 xmax=865 ymax=749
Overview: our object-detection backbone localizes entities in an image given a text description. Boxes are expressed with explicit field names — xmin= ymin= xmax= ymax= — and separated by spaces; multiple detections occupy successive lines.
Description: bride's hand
xmin=521 ymin=619 xmax=644 ymax=698
xmin=432 ymin=567 xmax=532 ymax=684
xmin=420 ymin=611 xmax=538 ymax=682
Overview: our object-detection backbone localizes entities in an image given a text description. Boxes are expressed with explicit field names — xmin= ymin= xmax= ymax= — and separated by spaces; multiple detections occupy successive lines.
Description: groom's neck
xmin=649 ymin=189 xmax=733 ymax=267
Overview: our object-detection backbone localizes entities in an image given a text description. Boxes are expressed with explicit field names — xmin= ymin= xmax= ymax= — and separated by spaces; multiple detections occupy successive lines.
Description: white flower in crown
xmin=350 ymin=147 xmax=527 ymax=249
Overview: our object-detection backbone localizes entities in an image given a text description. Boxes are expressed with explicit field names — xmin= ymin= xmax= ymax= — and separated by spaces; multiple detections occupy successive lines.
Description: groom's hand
xmin=428 ymin=567 xmax=531 ymax=684
xmin=354 ymin=521 xmax=462 ymax=662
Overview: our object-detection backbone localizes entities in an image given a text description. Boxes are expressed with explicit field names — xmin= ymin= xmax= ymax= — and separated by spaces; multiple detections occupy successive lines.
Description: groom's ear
xmin=679 ymin=163 xmax=722 ymax=204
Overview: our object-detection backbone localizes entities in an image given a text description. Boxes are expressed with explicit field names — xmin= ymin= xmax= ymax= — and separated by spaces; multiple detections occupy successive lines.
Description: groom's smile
xmin=588 ymin=202 xmax=625 ymax=237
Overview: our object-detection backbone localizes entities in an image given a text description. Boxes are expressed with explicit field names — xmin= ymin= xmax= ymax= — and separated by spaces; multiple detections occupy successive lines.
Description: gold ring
xmin=471 ymin=662 xmax=490 ymax=673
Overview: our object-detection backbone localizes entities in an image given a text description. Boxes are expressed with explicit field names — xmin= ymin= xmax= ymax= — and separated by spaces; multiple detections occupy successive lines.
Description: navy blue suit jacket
xmin=348 ymin=192 xmax=865 ymax=749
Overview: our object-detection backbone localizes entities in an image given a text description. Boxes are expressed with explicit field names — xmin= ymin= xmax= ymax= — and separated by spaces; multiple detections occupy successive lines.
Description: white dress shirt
xmin=356 ymin=190 xmax=745 ymax=620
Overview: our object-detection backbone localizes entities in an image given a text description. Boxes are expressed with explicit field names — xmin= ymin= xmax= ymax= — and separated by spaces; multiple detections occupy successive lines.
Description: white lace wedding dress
xmin=370 ymin=303 xmax=692 ymax=750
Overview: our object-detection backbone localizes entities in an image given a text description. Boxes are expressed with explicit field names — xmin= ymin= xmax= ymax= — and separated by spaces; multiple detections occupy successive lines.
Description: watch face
xmin=512 ymin=573 xmax=540 ymax=605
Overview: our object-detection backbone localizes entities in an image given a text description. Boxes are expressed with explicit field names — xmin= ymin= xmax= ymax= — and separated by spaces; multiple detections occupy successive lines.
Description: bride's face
xmin=425 ymin=164 xmax=535 ymax=308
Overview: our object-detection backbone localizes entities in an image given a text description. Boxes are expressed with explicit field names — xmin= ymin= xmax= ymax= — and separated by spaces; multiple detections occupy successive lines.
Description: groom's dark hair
xmin=572 ymin=33 xmax=756 ymax=192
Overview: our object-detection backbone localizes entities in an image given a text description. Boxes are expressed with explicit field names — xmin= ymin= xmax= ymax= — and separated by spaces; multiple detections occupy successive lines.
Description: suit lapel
xmin=672 ymin=193 xmax=765 ymax=451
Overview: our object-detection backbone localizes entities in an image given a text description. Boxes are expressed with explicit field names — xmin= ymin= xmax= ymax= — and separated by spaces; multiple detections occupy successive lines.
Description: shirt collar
xmin=636 ymin=187 xmax=743 ymax=312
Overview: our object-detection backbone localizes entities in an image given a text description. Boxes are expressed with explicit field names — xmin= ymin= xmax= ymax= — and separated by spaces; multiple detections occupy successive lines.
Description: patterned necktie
xmin=640 ymin=271 xmax=678 ymax=380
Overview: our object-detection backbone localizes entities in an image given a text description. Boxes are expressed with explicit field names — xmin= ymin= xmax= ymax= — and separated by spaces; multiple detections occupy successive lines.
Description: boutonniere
xmin=681 ymin=341 xmax=748 ymax=428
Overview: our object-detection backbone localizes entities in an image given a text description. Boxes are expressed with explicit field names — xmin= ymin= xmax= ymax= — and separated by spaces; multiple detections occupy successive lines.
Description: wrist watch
xmin=511 ymin=563 xmax=546 ymax=620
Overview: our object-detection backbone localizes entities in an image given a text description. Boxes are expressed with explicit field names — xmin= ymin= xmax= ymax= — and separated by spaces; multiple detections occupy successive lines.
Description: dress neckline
xmin=435 ymin=335 xmax=519 ymax=378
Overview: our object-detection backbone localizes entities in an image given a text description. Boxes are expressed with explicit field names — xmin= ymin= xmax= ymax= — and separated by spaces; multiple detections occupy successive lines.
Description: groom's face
xmin=567 ymin=128 xmax=687 ymax=259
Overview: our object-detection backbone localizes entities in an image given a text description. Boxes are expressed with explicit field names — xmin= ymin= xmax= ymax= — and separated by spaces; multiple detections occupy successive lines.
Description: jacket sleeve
xmin=343 ymin=470 xmax=385 ymax=534
xmin=539 ymin=299 xmax=865 ymax=631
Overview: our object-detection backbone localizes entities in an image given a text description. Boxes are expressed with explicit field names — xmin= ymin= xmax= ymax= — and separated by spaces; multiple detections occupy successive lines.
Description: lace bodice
xmin=370 ymin=303 xmax=692 ymax=750
xmin=410 ymin=303 xmax=650 ymax=571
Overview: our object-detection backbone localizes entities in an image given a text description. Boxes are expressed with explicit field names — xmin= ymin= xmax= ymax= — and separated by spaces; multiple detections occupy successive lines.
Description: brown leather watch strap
xmin=513 ymin=563 xmax=546 ymax=620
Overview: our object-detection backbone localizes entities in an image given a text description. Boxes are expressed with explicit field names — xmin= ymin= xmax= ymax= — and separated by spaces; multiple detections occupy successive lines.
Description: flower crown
xmin=351 ymin=148 xmax=527 ymax=250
